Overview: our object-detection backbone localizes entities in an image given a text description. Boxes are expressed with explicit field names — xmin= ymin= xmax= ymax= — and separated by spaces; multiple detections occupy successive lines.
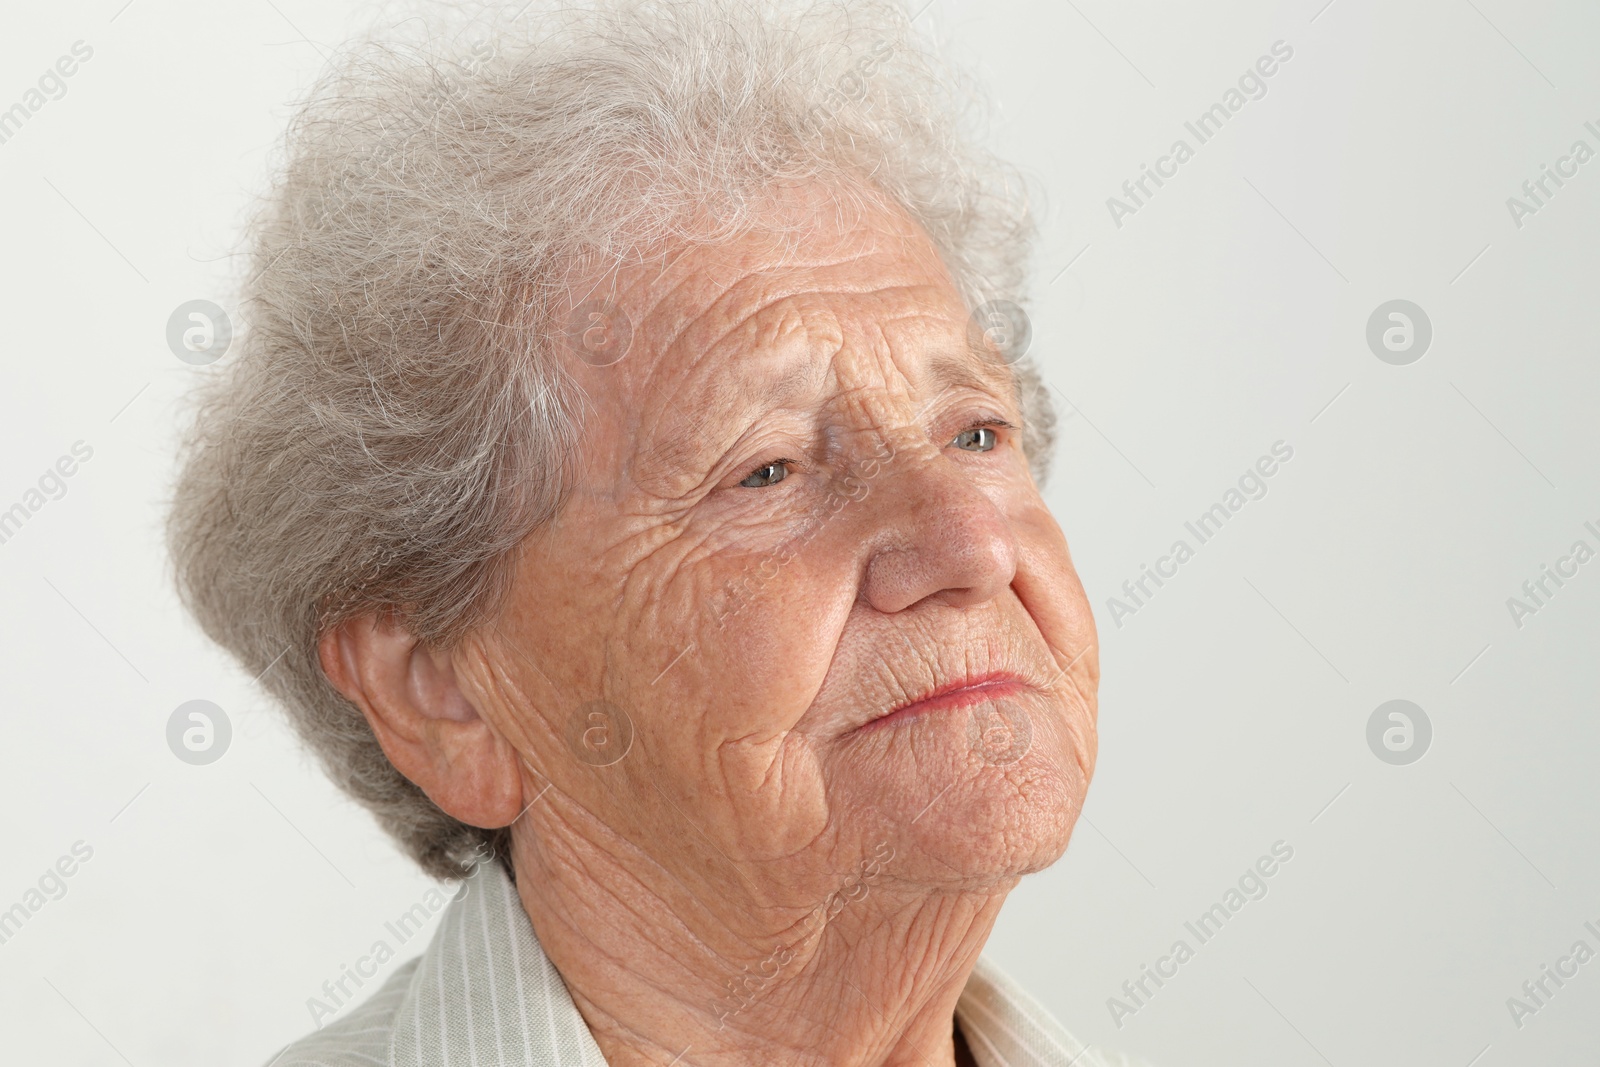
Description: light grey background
xmin=2 ymin=1 xmax=1596 ymax=1064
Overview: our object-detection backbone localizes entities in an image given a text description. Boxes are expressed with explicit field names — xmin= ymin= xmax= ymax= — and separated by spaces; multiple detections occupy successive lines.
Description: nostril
xmin=862 ymin=494 xmax=1017 ymax=614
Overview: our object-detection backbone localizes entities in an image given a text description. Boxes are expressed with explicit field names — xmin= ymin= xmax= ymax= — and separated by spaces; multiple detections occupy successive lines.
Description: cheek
xmin=1008 ymin=501 xmax=1099 ymax=785
xmin=677 ymin=535 xmax=857 ymax=729
xmin=608 ymin=525 xmax=861 ymax=859
xmin=1010 ymin=502 xmax=1097 ymax=679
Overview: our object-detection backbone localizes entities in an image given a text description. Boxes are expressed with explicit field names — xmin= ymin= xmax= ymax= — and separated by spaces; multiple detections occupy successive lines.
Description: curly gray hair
xmin=169 ymin=0 xmax=1055 ymax=881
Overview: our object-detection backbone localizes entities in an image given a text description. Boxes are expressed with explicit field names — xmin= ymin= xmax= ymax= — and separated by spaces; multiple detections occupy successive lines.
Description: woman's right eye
xmin=739 ymin=460 xmax=790 ymax=488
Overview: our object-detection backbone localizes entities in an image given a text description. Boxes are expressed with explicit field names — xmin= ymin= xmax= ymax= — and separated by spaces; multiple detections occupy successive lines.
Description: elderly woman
xmin=171 ymin=2 xmax=1130 ymax=1064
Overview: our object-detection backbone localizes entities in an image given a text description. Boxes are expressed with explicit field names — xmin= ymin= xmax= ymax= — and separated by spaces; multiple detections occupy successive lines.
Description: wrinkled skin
xmin=332 ymin=181 xmax=1099 ymax=1067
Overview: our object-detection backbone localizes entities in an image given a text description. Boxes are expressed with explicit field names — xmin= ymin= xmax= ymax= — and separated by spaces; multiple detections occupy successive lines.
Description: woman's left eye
xmin=950 ymin=426 xmax=998 ymax=452
xmin=739 ymin=460 xmax=790 ymax=488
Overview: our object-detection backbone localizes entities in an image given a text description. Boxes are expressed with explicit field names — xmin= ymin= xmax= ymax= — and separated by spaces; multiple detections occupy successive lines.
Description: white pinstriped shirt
xmin=270 ymin=859 xmax=1148 ymax=1067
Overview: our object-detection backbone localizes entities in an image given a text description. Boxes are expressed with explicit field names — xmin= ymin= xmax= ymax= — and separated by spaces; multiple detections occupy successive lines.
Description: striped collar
xmin=272 ymin=860 xmax=1136 ymax=1067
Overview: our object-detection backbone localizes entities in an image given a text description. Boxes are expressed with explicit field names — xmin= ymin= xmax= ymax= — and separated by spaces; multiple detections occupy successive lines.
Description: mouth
xmin=854 ymin=671 xmax=1032 ymax=734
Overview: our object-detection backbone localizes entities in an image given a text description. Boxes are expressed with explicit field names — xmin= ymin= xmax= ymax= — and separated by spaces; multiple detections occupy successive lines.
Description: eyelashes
xmin=733 ymin=417 xmax=1015 ymax=490
xmin=739 ymin=459 xmax=793 ymax=488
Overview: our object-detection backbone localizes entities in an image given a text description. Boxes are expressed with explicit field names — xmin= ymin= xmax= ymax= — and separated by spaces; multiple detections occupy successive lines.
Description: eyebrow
xmin=924 ymin=340 xmax=1017 ymax=400
xmin=630 ymin=355 xmax=827 ymax=491
xmin=739 ymin=339 xmax=1013 ymax=426
xmin=744 ymin=355 xmax=830 ymax=414
xmin=633 ymin=336 xmax=1014 ymax=490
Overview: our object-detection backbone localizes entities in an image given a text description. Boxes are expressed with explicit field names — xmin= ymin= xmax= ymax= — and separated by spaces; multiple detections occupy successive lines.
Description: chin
xmin=913 ymin=748 xmax=1085 ymax=887
xmin=829 ymin=695 xmax=1091 ymax=889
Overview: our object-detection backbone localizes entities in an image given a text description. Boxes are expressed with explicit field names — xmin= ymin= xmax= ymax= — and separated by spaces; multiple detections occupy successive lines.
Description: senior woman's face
xmin=475 ymin=183 xmax=1097 ymax=908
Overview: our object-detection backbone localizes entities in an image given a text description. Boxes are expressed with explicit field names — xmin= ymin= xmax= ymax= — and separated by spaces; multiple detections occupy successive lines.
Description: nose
xmin=858 ymin=446 xmax=1018 ymax=614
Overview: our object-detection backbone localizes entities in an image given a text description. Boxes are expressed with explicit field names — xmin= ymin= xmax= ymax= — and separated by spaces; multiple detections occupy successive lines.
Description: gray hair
xmin=169 ymin=0 xmax=1055 ymax=881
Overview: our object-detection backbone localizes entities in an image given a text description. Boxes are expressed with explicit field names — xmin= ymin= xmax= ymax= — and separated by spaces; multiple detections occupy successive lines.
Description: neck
xmin=509 ymin=814 xmax=1010 ymax=1067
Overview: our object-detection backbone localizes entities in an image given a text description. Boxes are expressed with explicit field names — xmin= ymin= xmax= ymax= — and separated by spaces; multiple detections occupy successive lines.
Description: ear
xmin=318 ymin=615 xmax=526 ymax=830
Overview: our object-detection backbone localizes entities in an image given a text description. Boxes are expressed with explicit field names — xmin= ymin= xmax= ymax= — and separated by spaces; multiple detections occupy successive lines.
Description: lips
xmin=856 ymin=671 xmax=1031 ymax=733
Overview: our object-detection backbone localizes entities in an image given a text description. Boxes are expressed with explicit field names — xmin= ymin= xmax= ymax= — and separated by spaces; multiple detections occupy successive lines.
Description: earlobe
xmin=316 ymin=617 xmax=527 ymax=829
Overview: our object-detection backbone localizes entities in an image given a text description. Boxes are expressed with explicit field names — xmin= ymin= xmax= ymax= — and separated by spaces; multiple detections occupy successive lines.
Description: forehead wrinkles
xmin=825 ymin=303 xmax=925 ymax=442
xmin=724 ymin=284 xmax=945 ymax=460
xmin=562 ymin=176 xmax=977 ymax=492
xmin=620 ymin=246 xmax=963 ymax=493
xmin=624 ymin=288 xmax=844 ymax=494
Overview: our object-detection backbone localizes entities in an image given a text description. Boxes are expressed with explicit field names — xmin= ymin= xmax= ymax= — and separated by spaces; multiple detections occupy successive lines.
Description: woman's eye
xmin=951 ymin=426 xmax=998 ymax=452
xmin=739 ymin=460 xmax=790 ymax=488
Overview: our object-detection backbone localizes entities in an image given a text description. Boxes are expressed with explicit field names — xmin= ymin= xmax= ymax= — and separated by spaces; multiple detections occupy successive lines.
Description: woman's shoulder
xmin=262 ymin=956 xmax=420 ymax=1067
